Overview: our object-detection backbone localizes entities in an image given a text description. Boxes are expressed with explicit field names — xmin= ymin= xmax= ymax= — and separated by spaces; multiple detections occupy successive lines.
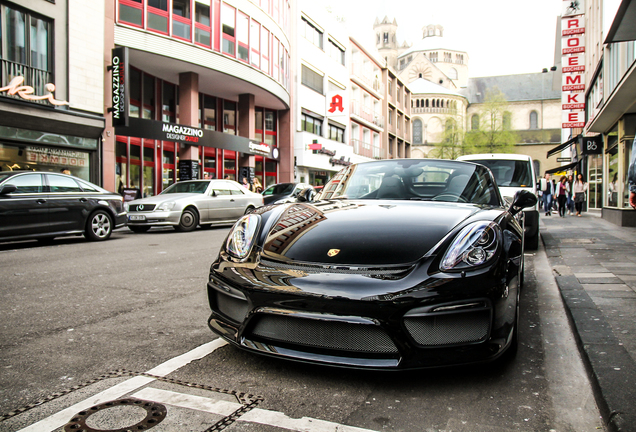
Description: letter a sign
xmin=326 ymin=91 xmax=347 ymax=118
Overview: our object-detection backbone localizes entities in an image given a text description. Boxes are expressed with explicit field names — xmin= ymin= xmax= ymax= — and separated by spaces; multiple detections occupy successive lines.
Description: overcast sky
xmin=324 ymin=0 xmax=563 ymax=78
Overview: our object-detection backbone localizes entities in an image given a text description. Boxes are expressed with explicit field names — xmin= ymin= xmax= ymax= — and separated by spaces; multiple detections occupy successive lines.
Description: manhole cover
xmin=64 ymin=398 xmax=166 ymax=432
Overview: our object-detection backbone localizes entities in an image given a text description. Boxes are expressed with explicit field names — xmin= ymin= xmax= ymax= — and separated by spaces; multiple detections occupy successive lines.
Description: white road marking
xmin=16 ymin=339 xmax=227 ymax=432
xmin=132 ymin=386 xmax=380 ymax=432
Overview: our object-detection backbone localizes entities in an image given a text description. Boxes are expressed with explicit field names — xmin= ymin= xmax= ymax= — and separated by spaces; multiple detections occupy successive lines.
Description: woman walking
xmin=573 ymin=173 xmax=588 ymax=216
xmin=567 ymin=174 xmax=575 ymax=215
xmin=556 ymin=176 xmax=569 ymax=217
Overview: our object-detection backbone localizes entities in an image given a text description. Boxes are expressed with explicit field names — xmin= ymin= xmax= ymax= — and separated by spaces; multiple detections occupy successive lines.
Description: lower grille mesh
xmin=249 ymin=314 xmax=398 ymax=354
xmin=404 ymin=310 xmax=490 ymax=346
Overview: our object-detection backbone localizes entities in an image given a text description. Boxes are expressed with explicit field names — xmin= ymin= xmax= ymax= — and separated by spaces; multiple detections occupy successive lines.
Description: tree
xmin=428 ymin=115 xmax=465 ymax=160
xmin=464 ymin=88 xmax=517 ymax=154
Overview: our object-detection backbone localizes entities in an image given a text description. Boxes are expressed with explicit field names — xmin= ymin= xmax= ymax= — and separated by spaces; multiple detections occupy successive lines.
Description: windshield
xmin=263 ymin=183 xmax=295 ymax=196
xmin=0 ymin=173 xmax=12 ymax=184
xmin=468 ymin=159 xmax=533 ymax=187
xmin=161 ymin=181 xmax=210 ymax=194
xmin=316 ymin=159 xmax=501 ymax=205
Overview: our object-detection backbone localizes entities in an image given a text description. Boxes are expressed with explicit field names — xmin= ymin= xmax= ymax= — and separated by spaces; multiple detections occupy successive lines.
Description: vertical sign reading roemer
xmin=561 ymin=0 xmax=586 ymax=129
xmin=111 ymin=47 xmax=129 ymax=127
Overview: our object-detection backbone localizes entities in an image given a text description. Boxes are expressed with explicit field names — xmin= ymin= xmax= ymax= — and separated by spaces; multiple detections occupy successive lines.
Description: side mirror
xmin=296 ymin=187 xmax=315 ymax=203
xmin=0 ymin=184 xmax=17 ymax=195
xmin=509 ymin=190 xmax=537 ymax=216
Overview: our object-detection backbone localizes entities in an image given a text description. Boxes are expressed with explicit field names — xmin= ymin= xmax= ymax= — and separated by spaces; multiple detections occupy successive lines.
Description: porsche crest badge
xmin=327 ymin=249 xmax=340 ymax=257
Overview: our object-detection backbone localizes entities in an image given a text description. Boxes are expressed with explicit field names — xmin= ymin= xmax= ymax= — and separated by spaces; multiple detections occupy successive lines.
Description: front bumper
xmin=206 ymin=254 xmax=519 ymax=370
xmin=126 ymin=210 xmax=181 ymax=226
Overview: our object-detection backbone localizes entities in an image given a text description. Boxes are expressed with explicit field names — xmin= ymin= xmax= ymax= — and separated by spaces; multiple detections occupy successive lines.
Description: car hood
xmin=259 ymin=200 xmax=496 ymax=265
xmin=129 ymin=193 xmax=201 ymax=205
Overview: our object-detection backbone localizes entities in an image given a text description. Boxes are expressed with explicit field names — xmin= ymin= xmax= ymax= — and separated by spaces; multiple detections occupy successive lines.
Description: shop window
xmin=250 ymin=20 xmax=260 ymax=68
xmin=147 ymin=0 xmax=169 ymax=34
xmin=237 ymin=12 xmax=249 ymax=62
xmin=143 ymin=74 xmax=155 ymax=120
xmin=328 ymin=124 xmax=344 ymax=143
xmin=162 ymin=82 xmax=177 ymax=123
xmin=143 ymin=143 xmax=155 ymax=197
xmin=606 ymin=126 xmax=619 ymax=207
xmin=1 ymin=5 xmax=52 ymax=100
xmin=172 ymin=0 xmax=192 ymax=41
xmin=261 ymin=26 xmax=269 ymax=74
xmin=119 ymin=0 xmax=143 ymax=27
xmin=202 ymin=147 xmax=216 ymax=179
xmin=162 ymin=142 xmax=175 ymax=189
xmin=195 ymin=1 xmax=211 ymax=47
xmin=255 ymin=109 xmax=264 ymax=142
xmin=223 ymin=100 xmax=236 ymax=135
xmin=201 ymin=95 xmax=216 ymax=130
xmin=301 ymin=65 xmax=323 ymax=94
xmin=129 ymin=68 xmax=141 ymax=118
xmin=223 ymin=150 xmax=236 ymax=179
xmin=115 ymin=138 xmax=128 ymax=194
xmin=222 ymin=3 xmax=236 ymax=57
xmin=623 ymin=140 xmax=633 ymax=208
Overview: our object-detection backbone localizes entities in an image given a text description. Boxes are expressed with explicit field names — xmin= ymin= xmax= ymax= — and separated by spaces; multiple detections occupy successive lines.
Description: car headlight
xmin=226 ymin=214 xmax=261 ymax=259
xmin=440 ymin=221 xmax=500 ymax=271
xmin=156 ymin=201 xmax=176 ymax=211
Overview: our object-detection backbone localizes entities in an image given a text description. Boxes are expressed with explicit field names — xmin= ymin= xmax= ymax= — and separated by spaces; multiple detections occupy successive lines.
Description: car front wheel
xmin=85 ymin=210 xmax=113 ymax=241
xmin=175 ymin=208 xmax=198 ymax=232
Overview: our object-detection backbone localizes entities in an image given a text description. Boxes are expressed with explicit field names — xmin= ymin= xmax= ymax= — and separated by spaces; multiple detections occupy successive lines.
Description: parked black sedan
xmin=0 ymin=171 xmax=126 ymax=243
xmin=207 ymin=159 xmax=536 ymax=369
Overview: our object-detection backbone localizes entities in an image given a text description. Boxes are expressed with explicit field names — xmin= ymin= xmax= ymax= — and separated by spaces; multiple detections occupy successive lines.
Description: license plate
xmin=129 ymin=215 xmax=146 ymax=221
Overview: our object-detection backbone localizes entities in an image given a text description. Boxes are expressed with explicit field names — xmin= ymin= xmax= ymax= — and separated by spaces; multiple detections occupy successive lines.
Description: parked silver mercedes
xmin=125 ymin=180 xmax=263 ymax=233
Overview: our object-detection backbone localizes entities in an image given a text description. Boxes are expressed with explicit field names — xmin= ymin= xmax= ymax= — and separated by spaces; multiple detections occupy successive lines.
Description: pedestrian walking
xmin=629 ymin=136 xmax=636 ymax=209
xmin=556 ymin=176 xmax=568 ymax=217
xmin=551 ymin=179 xmax=558 ymax=212
xmin=252 ymin=177 xmax=263 ymax=193
xmin=573 ymin=173 xmax=588 ymax=216
xmin=567 ymin=174 xmax=575 ymax=215
xmin=542 ymin=173 xmax=553 ymax=216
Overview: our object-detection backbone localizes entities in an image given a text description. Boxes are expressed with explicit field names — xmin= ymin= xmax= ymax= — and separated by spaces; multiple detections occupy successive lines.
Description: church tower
xmin=374 ymin=16 xmax=399 ymax=69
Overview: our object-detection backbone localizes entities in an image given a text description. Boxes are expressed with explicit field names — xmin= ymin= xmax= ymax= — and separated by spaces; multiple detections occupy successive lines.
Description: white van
xmin=457 ymin=153 xmax=540 ymax=249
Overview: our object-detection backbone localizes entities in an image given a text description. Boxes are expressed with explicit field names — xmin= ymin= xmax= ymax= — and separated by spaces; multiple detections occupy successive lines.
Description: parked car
xmin=457 ymin=154 xmax=540 ymax=250
xmin=126 ymin=179 xmax=263 ymax=233
xmin=0 ymin=171 xmax=126 ymax=243
xmin=206 ymin=158 xmax=536 ymax=369
xmin=261 ymin=182 xmax=312 ymax=205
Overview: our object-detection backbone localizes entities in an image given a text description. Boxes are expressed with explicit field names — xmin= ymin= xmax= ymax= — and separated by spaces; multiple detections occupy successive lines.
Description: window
xmin=119 ymin=0 xmax=143 ymax=27
xmin=328 ymin=124 xmax=344 ymax=143
xmin=48 ymin=175 xmax=82 ymax=193
xmin=147 ymin=0 xmax=169 ymax=34
xmin=529 ymin=111 xmax=538 ymax=129
xmin=413 ymin=119 xmax=423 ymax=144
xmin=250 ymin=20 xmax=260 ymax=67
xmin=449 ymin=67 xmax=458 ymax=80
xmin=195 ymin=2 xmax=211 ymax=46
xmin=301 ymin=65 xmax=323 ymax=94
xmin=172 ymin=0 xmax=191 ymax=40
xmin=264 ymin=110 xmax=276 ymax=146
xmin=301 ymin=17 xmax=322 ymax=49
xmin=503 ymin=111 xmax=512 ymax=129
xmin=162 ymin=81 xmax=176 ymax=123
xmin=129 ymin=68 xmax=141 ymax=118
xmin=471 ymin=114 xmax=479 ymax=130
xmin=237 ymin=12 xmax=249 ymax=62
xmin=328 ymin=39 xmax=345 ymax=65
xmin=142 ymin=74 xmax=155 ymax=119
xmin=261 ymin=26 xmax=269 ymax=74
xmin=201 ymin=95 xmax=216 ymax=130
xmin=429 ymin=52 xmax=438 ymax=62
xmin=383 ymin=32 xmax=388 ymax=44
xmin=272 ymin=36 xmax=279 ymax=80
xmin=222 ymin=3 xmax=236 ymax=56
xmin=10 ymin=174 xmax=44 ymax=193
xmin=302 ymin=113 xmax=322 ymax=135
xmin=223 ymin=100 xmax=236 ymax=135
xmin=1 ymin=5 xmax=52 ymax=99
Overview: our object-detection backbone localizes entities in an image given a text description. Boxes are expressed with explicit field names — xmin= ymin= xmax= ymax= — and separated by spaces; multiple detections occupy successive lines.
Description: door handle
xmin=36 ymin=199 xmax=46 ymax=204
xmin=230 ymin=199 xmax=235 ymax=202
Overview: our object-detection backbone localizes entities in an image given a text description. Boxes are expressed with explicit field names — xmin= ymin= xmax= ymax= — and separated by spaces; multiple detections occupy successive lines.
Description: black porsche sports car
xmin=206 ymin=159 xmax=537 ymax=369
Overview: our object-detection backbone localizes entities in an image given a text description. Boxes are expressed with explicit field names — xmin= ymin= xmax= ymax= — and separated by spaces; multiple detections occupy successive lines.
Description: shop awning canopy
xmin=547 ymin=135 xmax=579 ymax=158
xmin=605 ymin=0 xmax=636 ymax=44
xmin=545 ymin=161 xmax=579 ymax=174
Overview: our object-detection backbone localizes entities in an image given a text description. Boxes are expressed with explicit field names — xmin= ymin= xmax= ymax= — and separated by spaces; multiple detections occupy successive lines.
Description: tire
xmin=85 ymin=210 xmax=113 ymax=241
xmin=129 ymin=226 xmax=150 ymax=233
xmin=525 ymin=230 xmax=539 ymax=250
xmin=175 ymin=208 xmax=198 ymax=232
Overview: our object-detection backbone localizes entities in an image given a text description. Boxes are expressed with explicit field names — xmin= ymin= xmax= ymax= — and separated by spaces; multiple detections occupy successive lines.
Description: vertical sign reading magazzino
xmin=111 ymin=47 xmax=129 ymax=127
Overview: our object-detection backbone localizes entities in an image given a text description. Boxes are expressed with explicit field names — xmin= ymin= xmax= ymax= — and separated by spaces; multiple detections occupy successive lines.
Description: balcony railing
xmin=411 ymin=107 xmax=458 ymax=115
xmin=350 ymin=138 xmax=386 ymax=159
xmin=1 ymin=60 xmax=52 ymax=105
xmin=350 ymin=63 xmax=384 ymax=94
xmin=350 ymin=100 xmax=384 ymax=128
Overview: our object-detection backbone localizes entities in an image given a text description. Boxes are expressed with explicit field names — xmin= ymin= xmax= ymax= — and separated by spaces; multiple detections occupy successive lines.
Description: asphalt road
xmin=0 ymin=227 xmax=604 ymax=431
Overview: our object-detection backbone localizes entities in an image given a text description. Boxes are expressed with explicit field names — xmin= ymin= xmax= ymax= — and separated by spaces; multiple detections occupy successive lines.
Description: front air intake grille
xmin=404 ymin=310 xmax=491 ymax=346
xmin=215 ymin=291 xmax=249 ymax=323
xmin=259 ymin=258 xmax=413 ymax=277
xmin=249 ymin=314 xmax=398 ymax=354
xmin=129 ymin=204 xmax=156 ymax=212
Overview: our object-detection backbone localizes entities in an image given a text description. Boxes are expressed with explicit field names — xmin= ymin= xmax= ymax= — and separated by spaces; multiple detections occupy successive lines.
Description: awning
xmin=547 ymin=135 xmax=579 ymax=158
xmin=545 ymin=161 xmax=579 ymax=174
xmin=605 ymin=0 xmax=636 ymax=44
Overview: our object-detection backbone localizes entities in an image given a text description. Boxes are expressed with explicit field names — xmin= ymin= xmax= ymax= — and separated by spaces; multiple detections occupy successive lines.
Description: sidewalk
xmin=540 ymin=211 xmax=636 ymax=432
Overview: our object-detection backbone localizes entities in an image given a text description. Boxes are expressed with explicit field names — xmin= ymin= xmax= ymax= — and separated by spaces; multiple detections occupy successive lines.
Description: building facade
xmin=105 ymin=0 xmax=293 ymax=197
xmin=0 ymin=0 xmax=105 ymax=182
